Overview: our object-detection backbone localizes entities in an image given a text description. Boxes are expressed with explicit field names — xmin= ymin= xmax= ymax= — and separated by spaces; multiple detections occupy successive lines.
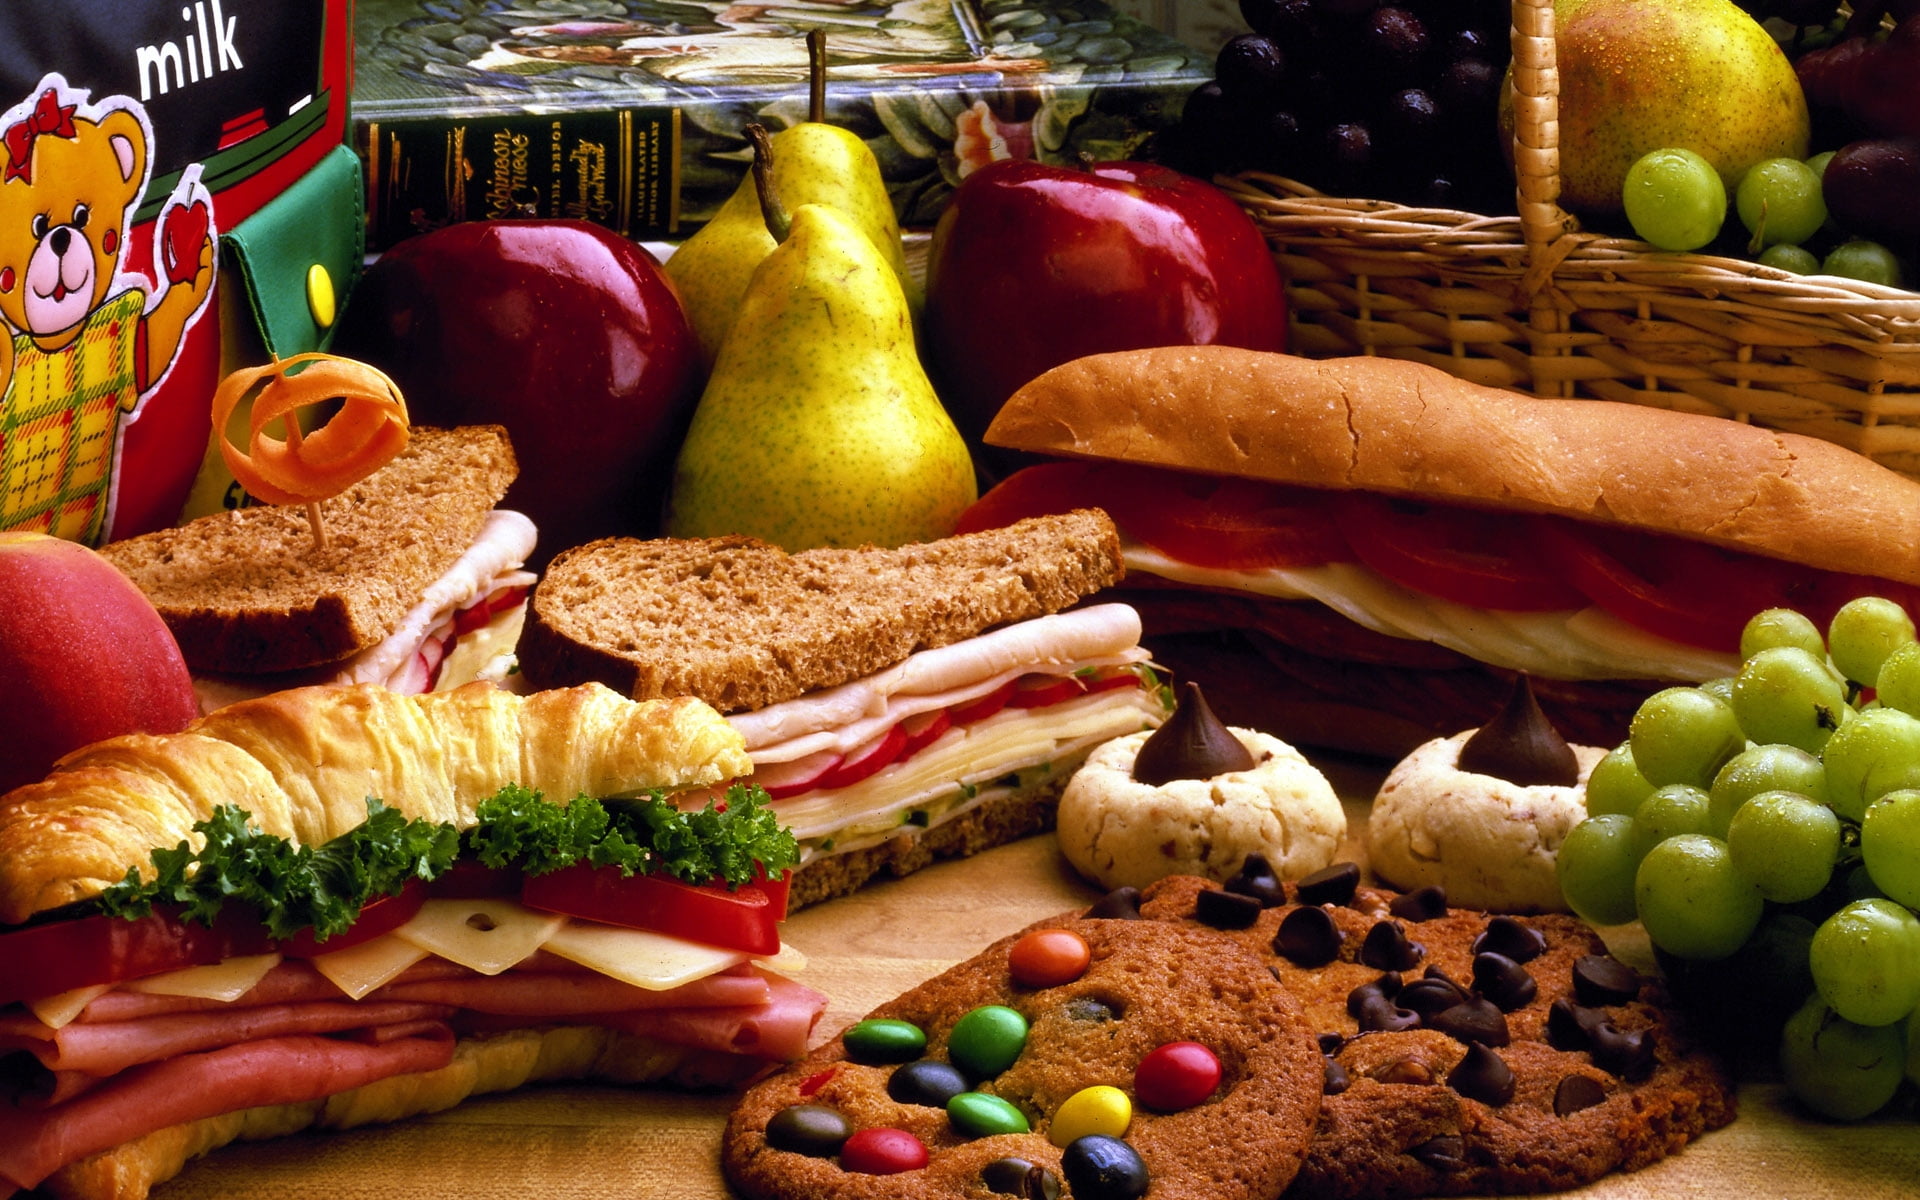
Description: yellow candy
xmin=1048 ymin=1084 xmax=1132 ymax=1148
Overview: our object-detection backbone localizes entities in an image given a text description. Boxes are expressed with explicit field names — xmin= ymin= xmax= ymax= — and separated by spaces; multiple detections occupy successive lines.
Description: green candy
xmin=948 ymin=1005 xmax=1029 ymax=1077
xmin=947 ymin=1091 xmax=1031 ymax=1137
xmin=842 ymin=1018 xmax=926 ymax=1064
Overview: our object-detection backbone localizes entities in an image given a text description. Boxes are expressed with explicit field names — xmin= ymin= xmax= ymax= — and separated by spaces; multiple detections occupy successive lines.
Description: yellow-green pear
xmin=1501 ymin=0 xmax=1809 ymax=217
xmin=664 ymin=35 xmax=919 ymax=367
xmin=664 ymin=201 xmax=975 ymax=551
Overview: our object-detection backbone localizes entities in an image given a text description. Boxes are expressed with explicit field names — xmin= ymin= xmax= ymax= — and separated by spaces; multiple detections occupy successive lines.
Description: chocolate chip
xmin=1447 ymin=1042 xmax=1516 ymax=1106
xmin=1085 ymin=887 xmax=1142 ymax=920
xmin=1388 ymin=884 xmax=1449 ymax=922
xmin=1546 ymin=998 xmax=1606 ymax=1051
xmin=1409 ymin=1135 xmax=1468 ymax=1171
xmin=1472 ymin=951 xmax=1538 ymax=1012
xmin=1323 ymin=1057 xmax=1351 ymax=1095
xmin=1471 ymin=915 xmax=1547 ymax=963
xmin=1398 ymin=974 xmax=1467 ymax=1018
xmin=1571 ymin=954 xmax=1641 ymax=1006
xmin=1061 ymin=997 xmax=1116 ymax=1024
xmin=1426 ymin=995 xmax=1511 ymax=1047
xmin=1354 ymin=989 xmax=1421 ymax=1033
xmin=1294 ymin=861 xmax=1361 ymax=907
xmin=1360 ymin=920 xmax=1424 ymax=971
xmin=764 ymin=1104 xmax=851 ymax=1156
xmin=1590 ymin=1023 xmax=1657 ymax=1081
xmin=1317 ymin=1032 xmax=1348 ymax=1056
xmin=1553 ymin=1073 xmax=1608 ymax=1117
xmin=1273 ymin=905 xmax=1342 ymax=966
xmin=1346 ymin=973 xmax=1401 ymax=1018
xmin=1194 ymin=887 xmax=1263 ymax=930
xmin=1225 ymin=852 xmax=1287 ymax=907
xmin=1371 ymin=1057 xmax=1435 ymax=1085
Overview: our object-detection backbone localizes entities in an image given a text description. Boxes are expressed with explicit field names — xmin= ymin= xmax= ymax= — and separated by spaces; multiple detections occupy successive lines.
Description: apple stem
xmin=807 ymin=29 xmax=826 ymax=125
xmin=747 ymin=124 xmax=792 ymax=244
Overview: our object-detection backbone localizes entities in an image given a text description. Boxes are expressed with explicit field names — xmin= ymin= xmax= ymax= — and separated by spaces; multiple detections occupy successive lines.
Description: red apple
xmin=0 ymin=532 xmax=199 ymax=795
xmin=334 ymin=220 xmax=704 ymax=565
xmin=922 ymin=159 xmax=1290 ymax=462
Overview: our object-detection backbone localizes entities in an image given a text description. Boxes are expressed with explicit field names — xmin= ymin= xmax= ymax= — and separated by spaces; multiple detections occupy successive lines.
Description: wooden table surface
xmin=157 ymin=760 xmax=1918 ymax=1200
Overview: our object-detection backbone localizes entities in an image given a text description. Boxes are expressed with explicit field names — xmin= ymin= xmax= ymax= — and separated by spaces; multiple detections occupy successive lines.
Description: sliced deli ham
xmin=0 ymin=1029 xmax=456 ymax=1193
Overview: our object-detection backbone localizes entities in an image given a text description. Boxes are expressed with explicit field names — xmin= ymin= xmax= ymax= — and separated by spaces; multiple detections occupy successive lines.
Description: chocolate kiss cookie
xmin=1133 ymin=873 xmax=1736 ymax=1200
xmin=722 ymin=919 xmax=1323 ymax=1200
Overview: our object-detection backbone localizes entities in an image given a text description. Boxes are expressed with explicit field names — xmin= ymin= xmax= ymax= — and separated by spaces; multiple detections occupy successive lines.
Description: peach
xmin=0 ymin=531 xmax=198 ymax=794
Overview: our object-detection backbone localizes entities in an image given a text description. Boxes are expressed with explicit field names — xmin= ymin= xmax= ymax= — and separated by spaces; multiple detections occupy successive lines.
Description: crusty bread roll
xmin=0 ymin=682 xmax=751 ymax=924
xmin=987 ymin=347 xmax=1920 ymax=587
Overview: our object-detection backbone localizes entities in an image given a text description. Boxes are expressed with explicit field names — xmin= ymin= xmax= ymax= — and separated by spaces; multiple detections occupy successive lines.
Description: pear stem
xmin=807 ymin=29 xmax=826 ymax=124
xmin=746 ymin=124 xmax=792 ymax=245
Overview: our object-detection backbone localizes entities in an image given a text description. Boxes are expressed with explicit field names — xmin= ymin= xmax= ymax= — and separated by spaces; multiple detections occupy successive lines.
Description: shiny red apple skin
xmin=922 ymin=158 xmax=1290 ymax=451
xmin=0 ymin=532 xmax=199 ymax=795
xmin=334 ymin=220 xmax=704 ymax=565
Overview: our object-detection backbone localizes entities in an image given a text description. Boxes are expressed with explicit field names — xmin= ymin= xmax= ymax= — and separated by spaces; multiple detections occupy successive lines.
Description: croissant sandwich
xmin=0 ymin=682 xmax=825 ymax=1200
xmin=963 ymin=347 xmax=1920 ymax=757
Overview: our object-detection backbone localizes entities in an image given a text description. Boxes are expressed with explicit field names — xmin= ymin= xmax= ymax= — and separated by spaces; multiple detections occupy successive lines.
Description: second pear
xmin=664 ymin=202 xmax=974 ymax=551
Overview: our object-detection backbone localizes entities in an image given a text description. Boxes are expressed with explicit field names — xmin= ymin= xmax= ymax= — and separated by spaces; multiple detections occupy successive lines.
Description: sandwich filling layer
xmin=190 ymin=509 xmax=538 ymax=713
xmin=723 ymin=604 xmax=1170 ymax=862
xmin=1125 ymin=546 xmax=1739 ymax=685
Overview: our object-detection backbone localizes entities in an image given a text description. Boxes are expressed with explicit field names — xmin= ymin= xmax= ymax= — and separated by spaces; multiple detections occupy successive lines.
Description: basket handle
xmin=1511 ymin=0 xmax=1579 ymax=383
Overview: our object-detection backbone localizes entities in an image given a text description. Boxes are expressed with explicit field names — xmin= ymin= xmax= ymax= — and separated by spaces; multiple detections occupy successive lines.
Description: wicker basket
xmin=1222 ymin=0 xmax=1920 ymax=476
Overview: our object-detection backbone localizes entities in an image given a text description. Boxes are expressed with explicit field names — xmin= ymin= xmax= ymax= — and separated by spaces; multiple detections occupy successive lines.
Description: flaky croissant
xmin=0 ymin=682 xmax=752 ymax=924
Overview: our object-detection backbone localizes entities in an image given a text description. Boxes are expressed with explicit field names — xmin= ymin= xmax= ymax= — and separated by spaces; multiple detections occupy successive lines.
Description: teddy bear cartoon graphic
xmin=0 ymin=73 xmax=216 ymax=545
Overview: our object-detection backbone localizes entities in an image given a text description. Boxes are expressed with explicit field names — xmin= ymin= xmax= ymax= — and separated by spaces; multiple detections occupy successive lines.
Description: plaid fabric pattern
xmin=0 ymin=288 xmax=145 ymax=544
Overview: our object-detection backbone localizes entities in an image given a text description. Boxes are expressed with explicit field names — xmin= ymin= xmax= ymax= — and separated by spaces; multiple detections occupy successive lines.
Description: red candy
xmin=839 ymin=1127 xmax=929 ymax=1175
xmin=1134 ymin=1041 xmax=1223 ymax=1111
xmin=798 ymin=1067 xmax=838 ymax=1098
xmin=1008 ymin=928 xmax=1092 ymax=988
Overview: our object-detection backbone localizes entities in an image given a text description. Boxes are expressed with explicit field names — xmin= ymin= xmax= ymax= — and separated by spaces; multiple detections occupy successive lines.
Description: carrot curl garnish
xmin=213 ymin=353 xmax=411 ymax=508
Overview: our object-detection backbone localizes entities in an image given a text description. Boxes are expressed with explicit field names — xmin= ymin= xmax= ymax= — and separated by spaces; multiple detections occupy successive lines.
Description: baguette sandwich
xmin=0 ymin=682 xmax=824 ymax=1200
xmin=98 ymin=425 xmax=538 ymax=714
xmin=515 ymin=511 xmax=1172 ymax=906
xmin=961 ymin=346 xmax=1920 ymax=757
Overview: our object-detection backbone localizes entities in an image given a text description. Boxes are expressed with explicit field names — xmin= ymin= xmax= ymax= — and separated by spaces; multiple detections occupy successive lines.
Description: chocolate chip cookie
xmin=722 ymin=918 xmax=1323 ymax=1200
xmin=1129 ymin=860 xmax=1736 ymax=1199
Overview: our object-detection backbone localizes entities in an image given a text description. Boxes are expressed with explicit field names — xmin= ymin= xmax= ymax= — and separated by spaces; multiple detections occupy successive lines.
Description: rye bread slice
xmin=100 ymin=425 xmax=517 ymax=675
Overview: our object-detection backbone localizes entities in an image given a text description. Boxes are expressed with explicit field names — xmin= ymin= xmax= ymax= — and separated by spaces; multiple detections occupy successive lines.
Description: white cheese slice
xmin=541 ymin=921 xmax=750 ymax=992
xmin=390 ymin=899 xmax=564 ymax=976
xmin=125 ymin=953 xmax=283 ymax=1001
xmin=755 ymin=943 xmax=807 ymax=975
xmin=28 ymin=984 xmax=112 ymax=1030
xmin=771 ymin=686 xmax=1166 ymax=842
xmin=1125 ymin=545 xmax=1739 ymax=684
xmin=310 ymin=932 xmax=432 ymax=1001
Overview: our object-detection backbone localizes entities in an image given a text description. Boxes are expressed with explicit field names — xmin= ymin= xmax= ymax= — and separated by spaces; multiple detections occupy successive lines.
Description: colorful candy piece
xmin=1134 ymin=1041 xmax=1223 ymax=1111
xmin=948 ymin=1091 xmax=1032 ymax=1137
xmin=1047 ymin=1084 xmax=1131 ymax=1147
xmin=1008 ymin=928 xmax=1092 ymax=987
xmin=949 ymin=1004 xmax=1029 ymax=1077
xmin=763 ymin=1105 xmax=850 ymax=1157
xmin=842 ymin=1017 xmax=927 ymax=1064
xmin=1061 ymin=1133 xmax=1150 ymax=1200
xmin=839 ymin=1127 xmax=929 ymax=1175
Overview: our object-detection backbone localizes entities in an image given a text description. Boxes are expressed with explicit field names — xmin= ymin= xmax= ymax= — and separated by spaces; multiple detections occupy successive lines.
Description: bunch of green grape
xmin=1557 ymin=596 xmax=1920 ymax=1121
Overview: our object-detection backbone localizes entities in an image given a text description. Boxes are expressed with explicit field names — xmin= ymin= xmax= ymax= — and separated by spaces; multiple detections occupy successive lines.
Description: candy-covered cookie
xmin=1130 ymin=865 xmax=1735 ymax=1200
xmin=722 ymin=918 xmax=1323 ymax=1200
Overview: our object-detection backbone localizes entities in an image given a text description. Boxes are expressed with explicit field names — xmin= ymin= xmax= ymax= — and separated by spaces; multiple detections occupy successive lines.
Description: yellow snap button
xmin=306 ymin=263 xmax=336 ymax=329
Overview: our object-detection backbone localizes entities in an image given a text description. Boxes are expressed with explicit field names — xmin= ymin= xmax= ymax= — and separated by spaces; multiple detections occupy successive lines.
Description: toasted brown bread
xmin=99 ymin=426 xmax=517 ymax=675
xmin=517 ymin=511 xmax=1124 ymax=713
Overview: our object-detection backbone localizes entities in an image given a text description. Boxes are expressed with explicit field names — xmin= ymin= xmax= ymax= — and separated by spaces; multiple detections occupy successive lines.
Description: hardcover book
xmin=350 ymin=0 xmax=1211 ymax=248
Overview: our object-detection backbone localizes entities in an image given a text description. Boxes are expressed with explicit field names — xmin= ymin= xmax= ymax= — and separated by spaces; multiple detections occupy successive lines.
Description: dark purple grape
xmin=1444 ymin=28 xmax=1501 ymax=63
xmin=1381 ymin=87 xmax=1441 ymax=144
xmin=1254 ymin=0 xmax=1325 ymax=54
xmin=1216 ymin=33 xmax=1289 ymax=106
xmin=1324 ymin=120 xmax=1375 ymax=189
xmin=1436 ymin=56 xmax=1501 ymax=116
xmin=1364 ymin=7 xmax=1430 ymax=72
xmin=1315 ymin=0 xmax=1383 ymax=16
